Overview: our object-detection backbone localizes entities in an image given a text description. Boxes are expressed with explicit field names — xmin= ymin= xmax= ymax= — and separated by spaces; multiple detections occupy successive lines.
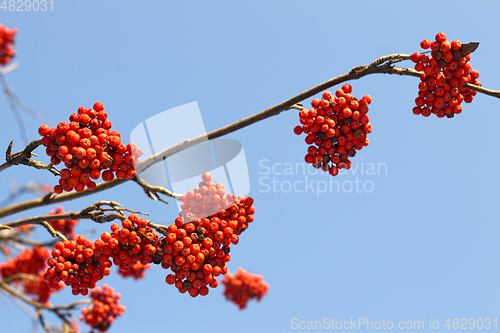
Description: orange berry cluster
xmin=179 ymin=172 xmax=238 ymax=222
xmin=104 ymin=215 xmax=162 ymax=272
xmin=0 ymin=24 xmax=17 ymax=66
xmin=0 ymin=246 xmax=63 ymax=303
xmin=43 ymin=214 xmax=165 ymax=296
xmin=48 ymin=205 xmax=79 ymax=240
xmin=43 ymin=236 xmax=111 ymax=296
xmin=222 ymin=268 xmax=269 ymax=310
xmin=117 ymin=262 xmax=150 ymax=280
xmin=294 ymin=84 xmax=372 ymax=175
xmin=411 ymin=33 xmax=480 ymax=118
xmin=80 ymin=284 xmax=125 ymax=333
xmin=163 ymin=173 xmax=255 ymax=298
xmin=0 ymin=246 xmax=49 ymax=278
xmin=38 ymin=102 xmax=141 ymax=194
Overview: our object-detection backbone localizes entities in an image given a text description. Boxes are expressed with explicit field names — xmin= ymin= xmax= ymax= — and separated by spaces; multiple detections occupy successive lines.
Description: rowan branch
xmin=133 ymin=176 xmax=182 ymax=204
xmin=2 ymin=201 xmax=148 ymax=230
xmin=463 ymin=83 xmax=500 ymax=98
xmin=0 ymin=235 xmax=57 ymax=247
xmin=0 ymin=49 xmax=497 ymax=220
xmin=39 ymin=221 xmax=68 ymax=241
xmin=0 ymin=139 xmax=59 ymax=175
xmin=0 ymin=62 xmax=18 ymax=75
xmin=148 ymin=221 xmax=169 ymax=236
xmin=0 ymin=279 xmax=89 ymax=324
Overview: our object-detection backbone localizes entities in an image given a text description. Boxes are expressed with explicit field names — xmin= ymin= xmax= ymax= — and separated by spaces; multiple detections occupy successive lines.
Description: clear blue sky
xmin=1 ymin=1 xmax=499 ymax=332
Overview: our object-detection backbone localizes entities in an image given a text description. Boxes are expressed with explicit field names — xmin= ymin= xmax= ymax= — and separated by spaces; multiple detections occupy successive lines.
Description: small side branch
xmin=148 ymin=221 xmax=169 ymax=236
xmin=0 ymin=139 xmax=59 ymax=175
xmin=133 ymin=176 xmax=182 ymax=204
xmin=3 ymin=201 xmax=149 ymax=230
xmin=0 ymin=279 xmax=88 ymax=333
xmin=40 ymin=221 xmax=68 ymax=241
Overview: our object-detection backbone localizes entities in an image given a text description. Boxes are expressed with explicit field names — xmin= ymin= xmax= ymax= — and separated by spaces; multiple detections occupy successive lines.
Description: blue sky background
xmin=1 ymin=1 xmax=499 ymax=332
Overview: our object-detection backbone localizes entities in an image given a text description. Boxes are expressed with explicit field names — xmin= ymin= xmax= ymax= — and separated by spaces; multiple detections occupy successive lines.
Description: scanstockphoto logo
xmin=129 ymin=102 xmax=250 ymax=220
xmin=258 ymin=158 xmax=387 ymax=196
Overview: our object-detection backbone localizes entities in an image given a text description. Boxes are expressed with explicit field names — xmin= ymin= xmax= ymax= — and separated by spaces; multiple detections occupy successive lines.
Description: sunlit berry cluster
xmin=179 ymin=172 xmax=237 ymax=222
xmin=104 ymin=215 xmax=162 ymax=272
xmin=163 ymin=172 xmax=255 ymax=298
xmin=117 ymin=262 xmax=150 ymax=280
xmin=80 ymin=284 xmax=125 ymax=333
xmin=0 ymin=24 xmax=17 ymax=66
xmin=411 ymin=33 xmax=480 ymax=118
xmin=43 ymin=236 xmax=110 ymax=296
xmin=222 ymin=268 xmax=269 ymax=310
xmin=294 ymin=84 xmax=372 ymax=175
xmin=48 ymin=206 xmax=79 ymax=240
xmin=0 ymin=246 xmax=62 ymax=303
xmin=38 ymin=102 xmax=142 ymax=194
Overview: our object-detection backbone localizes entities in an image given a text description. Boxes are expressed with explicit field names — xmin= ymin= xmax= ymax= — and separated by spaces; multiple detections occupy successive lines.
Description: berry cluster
xmin=80 ymin=285 xmax=125 ymax=333
xmin=178 ymin=172 xmax=238 ymax=222
xmin=117 ymin=261 xmax=150 ymax=280
xmin=103 ymin=215 xmax=162 ymax=272
xmin=38 ymin=102 xmax=141 ymax=194
xmin=222 ymin=268 xmax=269 ymax=310
xmin=294 ymin=84 xmax=372 ymax=175
xmin=411 ymin=33 xmax=480 ymax=118
xmin=163 ymin=172 xmax=255 ymax=298
xmin=0 ymin=246 xmax=63 ymax=303
xmin=48 ymin=206 xmax=79 ymax=240
xmin=0 ymin=24 xmax=17 ymax=66
xmin=43 ymin=236 xmax=110 ymax=296
xmin=43 ymin=215 xmax=163 ymax=296
xmin=0 ymin=246 xmax=49 ymax=278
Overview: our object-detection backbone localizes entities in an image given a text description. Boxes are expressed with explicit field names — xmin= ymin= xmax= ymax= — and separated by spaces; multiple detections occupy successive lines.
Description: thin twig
xmin=0 ymin=279 xmax=88 ymax=333
xmin=0 ymin=181 xmax=52 ymax=207
xmin=1 ymin=75 xmax=28 ymax=145
xmin=133 ymin=176 xmax=182 ymax=203
xmin=0 ymin=62 xmax=18 ymax=75
xmin=3 ymin=273 xmax=41 ymax=284
xmin=0 ymin=279 xmax=90 ymax=311
xmin=0 ymin=235 xmax=58 ymax=247
xmin=37 ymin=308 xmax=51 ymax=333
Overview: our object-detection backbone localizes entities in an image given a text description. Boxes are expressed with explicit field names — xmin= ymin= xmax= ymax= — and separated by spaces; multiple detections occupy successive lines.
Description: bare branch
xmin=133 ymin=176 xmax=182 ymax=203
xmin=40 ymin=221 xmax=68 ymax=241
xmin=0 ymin=139 xmax=59 ymax=175
xmin=0 ymin=62 xmax=18 ymax=75
xmin=148 ymin=221 xmax=169 ymax=236
xmin=1 ymin=76 xmax=28 ymax=145
xmin=464 ymin=83 xmax=500 ymax=99
xmin=3 ymin=273 xmax=41 ymax=284
xmin=0 ymin=279 xmax=90 ymax=311
xmin=0 ymin=279 xmax=88 ymax=333
xmin=0 ymin=235 xmax=57 ymax=247
xmin=2 ymin=201 xmax=148 ymax=230
xmin=37 ymin=308 xmax=51 ymax=333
